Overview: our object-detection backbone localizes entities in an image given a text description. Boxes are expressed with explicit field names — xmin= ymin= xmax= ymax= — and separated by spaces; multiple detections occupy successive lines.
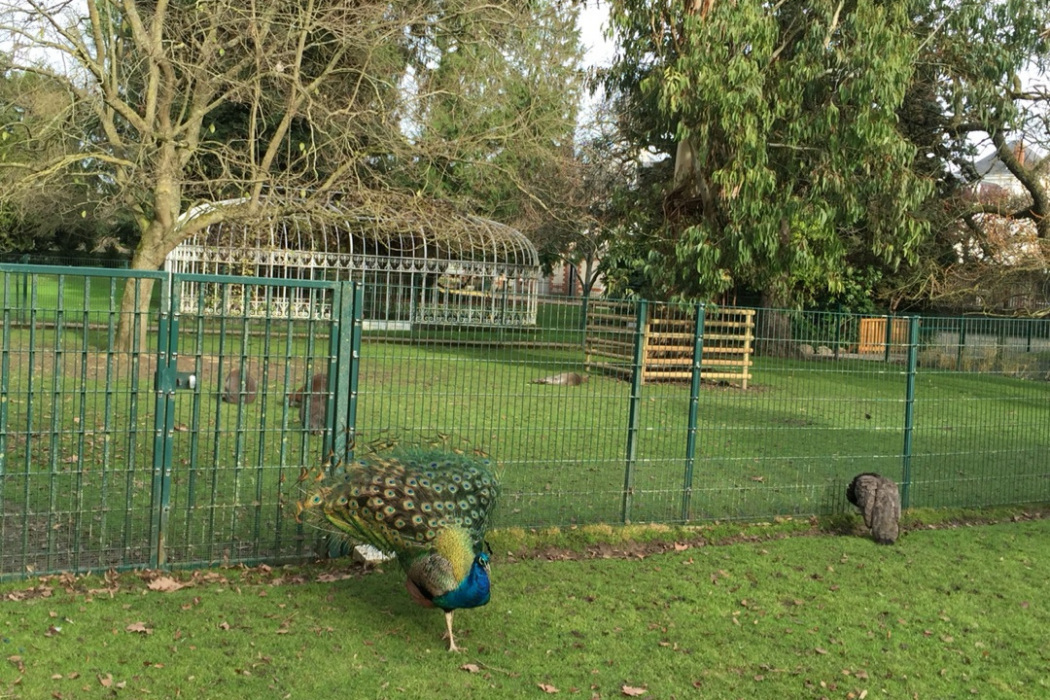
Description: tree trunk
xmin=115 ymin=244 xmax=168 ymax=353
xmin=115 ymin=147 xmax=183 ymax=352
xmin=581 ymin=256 xmax=598 ymax=298
xmin=757 ymin=288 xmax=793 ymax=358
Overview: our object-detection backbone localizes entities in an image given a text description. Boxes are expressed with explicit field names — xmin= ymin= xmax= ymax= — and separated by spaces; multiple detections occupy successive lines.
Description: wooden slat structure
xmin=857 ymin=317 xmax=909 ymax=354
xmin=585 ymin=302 xmax=755 ymax=388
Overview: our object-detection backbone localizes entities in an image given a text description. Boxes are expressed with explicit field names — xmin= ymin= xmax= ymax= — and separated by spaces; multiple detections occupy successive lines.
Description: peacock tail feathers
xmin=297 ymin=433 xmax=500 ymax=568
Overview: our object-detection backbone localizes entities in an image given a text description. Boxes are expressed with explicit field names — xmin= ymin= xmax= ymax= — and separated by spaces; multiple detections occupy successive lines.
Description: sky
xmin=574 ymin=2 xmax=616 ymax=131
xmin=577 ymin=1 xmax=615 ymax=68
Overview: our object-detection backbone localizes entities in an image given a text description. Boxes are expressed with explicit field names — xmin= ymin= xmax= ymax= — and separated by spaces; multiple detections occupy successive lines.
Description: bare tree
xmin=0 ymin=0 xmax=569 ymax=347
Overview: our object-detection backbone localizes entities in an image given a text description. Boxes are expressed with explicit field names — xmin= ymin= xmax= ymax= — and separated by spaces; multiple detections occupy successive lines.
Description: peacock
xmin=298 ymin=435 xmax=500 ymax=651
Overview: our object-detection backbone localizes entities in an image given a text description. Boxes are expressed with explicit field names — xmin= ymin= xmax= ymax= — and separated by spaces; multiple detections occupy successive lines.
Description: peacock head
xmin=475 ymin=551 xmax=490 ymax=571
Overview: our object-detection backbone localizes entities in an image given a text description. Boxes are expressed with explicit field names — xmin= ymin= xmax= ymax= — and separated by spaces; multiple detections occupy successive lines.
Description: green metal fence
xmin=0 ymin=265 xmax=357 ymax=577
xmin=2 ymin=264 xmax=1050 ymax=578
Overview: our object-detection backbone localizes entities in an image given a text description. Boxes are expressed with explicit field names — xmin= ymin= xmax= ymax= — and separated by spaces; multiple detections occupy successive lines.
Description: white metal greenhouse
xmin=164 ymin=199 xmax=541 ymax=328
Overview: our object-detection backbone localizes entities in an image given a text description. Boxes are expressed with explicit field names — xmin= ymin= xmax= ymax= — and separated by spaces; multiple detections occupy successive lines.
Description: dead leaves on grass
xmin=125 ymin=621 xmax=153 ymax=635
xmin=147 ymin=576 xmax=188 ymax=592
xmin=535 ymin=681 xmax=651 ymax=697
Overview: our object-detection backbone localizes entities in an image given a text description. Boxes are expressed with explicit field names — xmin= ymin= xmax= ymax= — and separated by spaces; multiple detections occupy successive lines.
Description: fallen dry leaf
xmin=148 ymin=576 xmax=187 ymax=592
xmin=460 ymin=664 xmax=480 ymax=673
xmin=538 ymin=683 xmax=559 ymax=693
xmin=98 ymin=673 xmax=113 ymax=688
xmin=622 ymin=685 xmax=647 ymax=696
xmin=125 ymin=622 xmax=152 ymax=635
xmin=316 ymin=573 xmax=354 ymax=583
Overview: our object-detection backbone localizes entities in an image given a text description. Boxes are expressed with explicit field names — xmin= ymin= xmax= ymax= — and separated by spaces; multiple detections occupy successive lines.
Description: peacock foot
xmin=443 ymin=611 xmax=463 ymax=652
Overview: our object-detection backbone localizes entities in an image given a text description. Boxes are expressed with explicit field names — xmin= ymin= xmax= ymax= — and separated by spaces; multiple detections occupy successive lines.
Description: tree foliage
xmin=891 ymin=0 xmax=1050 ymax=313
xmin=0 ymin=0 xmax=582 ymax=344
xmin=0 ymin=64 xmax=116 ymax=254
xmin=411 ymin=2 xmax=585 ymax=232
xmin=602 ymin=0 xmax=1050 ymax=311
xmin=603 ymin=0 xmax=934 ymax=307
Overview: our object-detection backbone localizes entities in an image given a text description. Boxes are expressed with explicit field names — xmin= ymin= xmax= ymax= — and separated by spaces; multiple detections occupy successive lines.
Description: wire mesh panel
xmin=909 ymin=315 xmax=1050 ymax=508
xmin=0 ymin=266 xmax=348 ymax=578
xmin=161 ymin=274 xmax=347 ymax=567
xmin=4 ymin=262 xmax=1050 ymax=578
xmin=0 ymin=266 xmax=166 ymax=575
xmin=687 ymin=308 xmax=912 ymax=519
xmin=351 ymin=297 xmax=632 ymax=528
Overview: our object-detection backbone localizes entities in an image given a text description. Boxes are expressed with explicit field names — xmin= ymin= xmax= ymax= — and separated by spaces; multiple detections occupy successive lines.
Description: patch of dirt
xmin=5 ymin=509 xmax=1050 ymax=601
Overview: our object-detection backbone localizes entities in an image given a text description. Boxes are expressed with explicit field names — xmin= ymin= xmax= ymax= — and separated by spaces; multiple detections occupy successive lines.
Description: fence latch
xmin=174 ymin=372 xmax=197 ymax=391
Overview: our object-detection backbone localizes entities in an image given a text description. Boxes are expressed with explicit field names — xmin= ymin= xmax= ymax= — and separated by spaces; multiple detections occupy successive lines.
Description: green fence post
xmin=883 ymin=313 xmax=894 ymax=363
xmin=622 ymin=300 xmax=648 ymax=524
xmin=681 ymin=303 xmax=705 ymax=521
xmin=833 ymin=305 xmax=842 ymax=360
xmin=900 ymin=315 xmax=919 ymax=509
xmin=346 ymin=283 xmax=364 ymax=462
xmin=579 ymin=291 xmax=590 ymax=343
xmin=0 ymin=274 xmax=9 ymax=514
xmin=71 ymin=277 xmax=92 ymax=571
xmin=18 ymin=260 xmax=27 ymax=324
xmin=150 ymin=274 xmax=178 ymax=568
xmin=956 ymin=319 xmax=966 ymax=371
xmin=324 ymin=284 xmax=346 ymax=462
xmin=328 ymin=281 xmax=361 ymax=465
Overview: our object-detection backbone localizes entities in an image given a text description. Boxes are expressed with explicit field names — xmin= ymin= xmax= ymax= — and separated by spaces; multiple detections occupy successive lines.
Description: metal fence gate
xmin=4 ymin=263 xmax=1050 ymax=579
xmin=0 ymin=265 xmax=361 ymax=577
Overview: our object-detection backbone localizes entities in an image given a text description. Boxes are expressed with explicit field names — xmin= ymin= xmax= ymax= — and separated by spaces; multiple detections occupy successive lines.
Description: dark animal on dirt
xmin=289 ymin=373 xmax=328 ymax=433
xmin=222 ymin=369 xmax=257 ymax=404
xmin=530 ymin=371 xmax=588 ymax=386
xmin=846 ymin=472 xmax=901 ymax=545
xmin=298 ymin=439 xmax=500 ymax=651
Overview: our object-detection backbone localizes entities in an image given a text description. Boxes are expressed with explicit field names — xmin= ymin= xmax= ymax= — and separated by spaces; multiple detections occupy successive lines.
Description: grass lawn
xmin=1 ymin=516 xmax=1048 ymax=698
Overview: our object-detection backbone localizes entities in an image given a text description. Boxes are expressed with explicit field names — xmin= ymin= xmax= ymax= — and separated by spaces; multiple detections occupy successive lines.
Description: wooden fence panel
xmin=858 ymin=317 xmax=909 ymax=354
xmin=585 ymin=303 xmax=755 ymax=388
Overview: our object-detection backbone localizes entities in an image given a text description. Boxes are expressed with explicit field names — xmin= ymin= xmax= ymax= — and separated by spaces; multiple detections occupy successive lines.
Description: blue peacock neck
xmin=433 ymin=554 xmax=491 ymax=611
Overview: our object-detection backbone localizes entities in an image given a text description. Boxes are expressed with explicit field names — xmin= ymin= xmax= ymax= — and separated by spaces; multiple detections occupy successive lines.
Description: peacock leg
xmin=444 ymin=610 xmax=461 ymax=652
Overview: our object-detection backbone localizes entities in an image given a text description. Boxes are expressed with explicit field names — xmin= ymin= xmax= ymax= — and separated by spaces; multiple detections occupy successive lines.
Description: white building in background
xmin=540 ymin=260 xmax=606 ymax=297
xmin=959 ymin=141 xmax=1050 ymax=310
xmin=971 ymin=141 xmax=1043 ymax=199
